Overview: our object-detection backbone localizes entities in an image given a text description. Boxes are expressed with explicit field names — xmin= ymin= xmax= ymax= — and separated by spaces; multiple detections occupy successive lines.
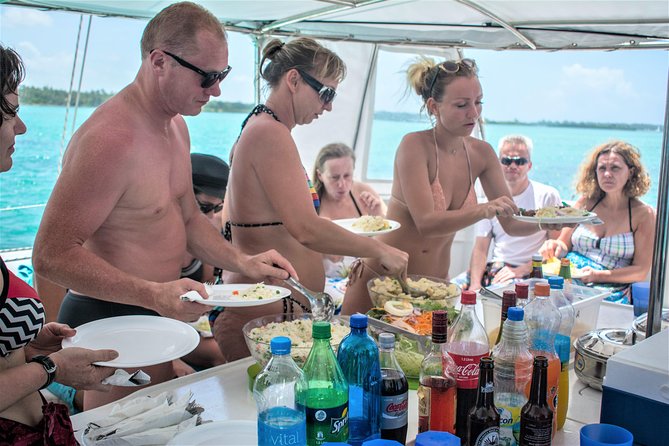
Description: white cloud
xmin=561 ymin=63 xmax=636 ymax=97
xmin=2 ymin=8 xmax=53 ymax=28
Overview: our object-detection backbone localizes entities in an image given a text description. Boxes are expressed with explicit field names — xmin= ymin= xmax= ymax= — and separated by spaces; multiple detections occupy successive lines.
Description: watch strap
xmin=29 ymin=355 xmax=57 ymax=390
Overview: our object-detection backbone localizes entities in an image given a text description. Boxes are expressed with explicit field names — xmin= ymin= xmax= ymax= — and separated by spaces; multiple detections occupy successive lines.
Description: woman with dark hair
xmin=0 ymin=44 xmax=117 ymax=445
xmin=540 ymin=140 xmax=656 ymax=303
xmin=216 ymin=37 xmax=407 ymax=361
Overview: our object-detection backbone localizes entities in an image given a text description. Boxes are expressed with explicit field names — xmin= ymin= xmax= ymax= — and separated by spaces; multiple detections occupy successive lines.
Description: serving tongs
xmin=284 ymin=276 xmax=335 ymax=322
xmin=479 ymin=286 xmax=503 ymax=300
xmin=396 ymin=275 xmax=424 ymax=298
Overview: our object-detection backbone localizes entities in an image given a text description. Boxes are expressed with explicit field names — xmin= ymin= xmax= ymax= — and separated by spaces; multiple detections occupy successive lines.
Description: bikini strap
xmin=628 ymin=198 xmax=633 ymax=232
xmin=431 ymin=128 xmax=440 ymax=184
xmin=240 ymin=104 xmax=281 ymax=131
xmin=349 ymin=191 xmax=363 ymax=217
xmin=588 ymin=194 xmax=605 ymax=212
xmin=463 ymin=139 xmax=475 ymax=189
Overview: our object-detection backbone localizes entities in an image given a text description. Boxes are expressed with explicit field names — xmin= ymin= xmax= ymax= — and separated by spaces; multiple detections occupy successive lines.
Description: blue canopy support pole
xmin=646 ymin=67 xmax=669 ymax=338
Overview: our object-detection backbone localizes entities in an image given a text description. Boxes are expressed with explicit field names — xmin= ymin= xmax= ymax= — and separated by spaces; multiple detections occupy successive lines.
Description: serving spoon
xmin=283 ymin=276 xmax=335 ymax=322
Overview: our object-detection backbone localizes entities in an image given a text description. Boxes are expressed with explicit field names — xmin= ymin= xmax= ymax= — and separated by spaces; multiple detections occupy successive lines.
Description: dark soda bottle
xmin=494 ymin=290 xmax=517 ymax=346
xmin=418 ymin=310 xmax=457 ymax=434
xmin=519 ymin=356 xmax=553 ymax=446
xmin=378 ymin=332 xmax=408 ymax=444
xmin=467 ymin=357 xmax=500 ymax=446
xmin=515 ymin=282 xmax=530 ymax=308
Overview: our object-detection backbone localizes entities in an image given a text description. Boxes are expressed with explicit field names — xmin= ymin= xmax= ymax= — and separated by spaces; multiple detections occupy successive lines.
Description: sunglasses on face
xmin=153 ymin=49 xmax=232 ymax=88
xmin=296 ymin=69 xmax=337 ymax=105
xmin=500 ymin=156 xmax=529 ymax=166
xmin=428 ymin=58 xmax=477 ymax=98
xmin=197 ymin=200 xmax=224 ymax=215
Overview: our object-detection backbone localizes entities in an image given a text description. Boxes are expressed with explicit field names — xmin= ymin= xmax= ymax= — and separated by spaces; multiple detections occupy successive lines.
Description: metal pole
xmin=646 ymin=68 xmax=669 ymax=338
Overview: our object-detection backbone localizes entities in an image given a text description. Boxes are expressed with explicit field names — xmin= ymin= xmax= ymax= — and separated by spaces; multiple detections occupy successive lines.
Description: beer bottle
xmin=529 ymin=254 xmax=543 ymax=279
xmin=520 ymin=356 xmax=553 ymax=446
xmin=494 ymin=290 xmax=517 ymax=346
xmin=467 ymin=357 xmax=500 ymax=446
xmin=558 ymin=258 xmax=573 ymax=298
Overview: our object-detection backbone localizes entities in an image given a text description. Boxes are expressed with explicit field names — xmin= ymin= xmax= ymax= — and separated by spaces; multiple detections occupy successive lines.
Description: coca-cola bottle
xmin=378 ymin=332 xmax=409 ymax=444
xmin=467 ymin=357 xmax=500 ymax=446
xmin=418 ymin=310 xmax=457 ymax=434
xmin=448 ymin=290 xmax=490 ymax=441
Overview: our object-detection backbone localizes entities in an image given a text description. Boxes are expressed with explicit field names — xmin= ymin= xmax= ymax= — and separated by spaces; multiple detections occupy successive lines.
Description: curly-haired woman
xmin=540 ymin=140 xmax=656 ymax=303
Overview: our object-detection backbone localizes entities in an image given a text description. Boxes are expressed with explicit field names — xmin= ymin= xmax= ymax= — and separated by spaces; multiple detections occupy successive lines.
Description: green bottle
xmin=299 ymin=321 xmax=349 ymax=445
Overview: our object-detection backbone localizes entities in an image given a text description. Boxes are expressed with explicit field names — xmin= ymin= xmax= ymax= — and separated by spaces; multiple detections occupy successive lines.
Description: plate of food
xmin=513 ymin=205 xmax=597 ymax=224
xmin=183 ymin=283 xmax=290 ymax=307
xmin=333 ymin=216 xmax=401 ymax=236
xmin=62 ymin=315 xmax=200 ymax=367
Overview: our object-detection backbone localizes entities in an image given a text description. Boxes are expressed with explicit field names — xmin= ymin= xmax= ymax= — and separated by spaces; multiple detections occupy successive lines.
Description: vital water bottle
xmin=253 ymin=336 xmax=307 ymax=446
xmin=337 ymin=314 xmax=381 ymax=445
xmin=300 ymin=321 xmax=349 ymax=445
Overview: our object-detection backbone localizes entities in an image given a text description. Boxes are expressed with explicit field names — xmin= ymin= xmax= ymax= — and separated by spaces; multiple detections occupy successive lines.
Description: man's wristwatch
xmin=29 ymin=355 xmax=57 ymax=390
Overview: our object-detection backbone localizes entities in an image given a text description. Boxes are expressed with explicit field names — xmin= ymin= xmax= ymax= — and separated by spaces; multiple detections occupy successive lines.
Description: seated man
xmin=465 ymin=135 xmax=561 ymax=290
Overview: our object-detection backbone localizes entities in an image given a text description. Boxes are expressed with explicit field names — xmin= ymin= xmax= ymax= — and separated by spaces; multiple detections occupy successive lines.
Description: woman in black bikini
xmin=215 ymin=38 xmax=408 ymax=361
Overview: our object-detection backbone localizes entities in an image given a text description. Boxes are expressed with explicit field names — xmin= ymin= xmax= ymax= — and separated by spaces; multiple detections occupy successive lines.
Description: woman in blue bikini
xmin=540 ymin=140 xmax=656 ymax=303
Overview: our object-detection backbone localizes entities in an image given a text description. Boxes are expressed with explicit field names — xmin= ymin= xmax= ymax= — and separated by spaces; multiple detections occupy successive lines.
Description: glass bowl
xmin=242 ymin=313 xmax=350 ymax=368
xmin=367 ymin=274 xmax=461 ymax=310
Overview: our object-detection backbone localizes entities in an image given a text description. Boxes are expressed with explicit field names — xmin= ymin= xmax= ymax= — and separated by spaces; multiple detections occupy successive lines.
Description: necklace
xmin=433 ymin=127 xmax=459 ymax=155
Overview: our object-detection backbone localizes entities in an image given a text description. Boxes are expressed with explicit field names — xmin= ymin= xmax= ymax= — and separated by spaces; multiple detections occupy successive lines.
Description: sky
xmin=1 ymin=4 xmax=668 ymax=125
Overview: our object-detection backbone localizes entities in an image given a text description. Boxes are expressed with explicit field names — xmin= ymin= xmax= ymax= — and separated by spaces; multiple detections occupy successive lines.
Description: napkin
xmin=82 ymin=391 xmax=204 ymax=446
xmin=102 ymin=370 xmax=151 ymax=387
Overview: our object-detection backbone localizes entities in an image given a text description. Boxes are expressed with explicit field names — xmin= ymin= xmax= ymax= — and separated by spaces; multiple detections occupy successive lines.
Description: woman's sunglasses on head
xmin=198 ymin=200 xmax=224 ymax=215
xmin=500 ymin=156 xmax=529 ymax=166
xmin=151 ymin=49 xmax=232 ymax=88
xmin=429 ymin=58 xmax=477 ymax=97
xmin=297 ymin=69 xmax=337 ymax=105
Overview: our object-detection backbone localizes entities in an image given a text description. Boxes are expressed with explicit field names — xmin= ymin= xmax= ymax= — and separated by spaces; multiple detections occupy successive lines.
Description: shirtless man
xmin=32 ymin=2 xmax=296 ymax=409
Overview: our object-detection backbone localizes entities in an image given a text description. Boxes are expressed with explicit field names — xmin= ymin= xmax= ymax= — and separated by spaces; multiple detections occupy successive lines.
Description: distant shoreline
xmin=20 ymin=85 xmax=663 ymax=132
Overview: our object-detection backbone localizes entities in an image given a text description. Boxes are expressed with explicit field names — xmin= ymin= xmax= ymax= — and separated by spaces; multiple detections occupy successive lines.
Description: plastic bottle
xmin=336 ymin=314 xmax=381 ymax=445
xmin=519 ymin=356 xmax=553 ymax=446
xmin=529 ymin=254 xmax=543 ymax=279
xmin=492 ymin=307 xmax=534 ymax=446
xmin=418 ymin=310 xmax=457 ymax=434
xmin=254 ymin=336 xmax=307 ymax=446
xmin=467 ymin=357 xmax=500 ymax=446
xmin=548 ymin=276 xmax=575 ymax=431
xmin=301 ymin=321 xmax=349 ymax=445
xmin=523 ymin=283 xmax=560 ymax=438
xmin=494 ymin=290 xmax=518 ymax=347
xmin=558 ymin=258 xmax=573 ymax=300
xmin=378 ymin=333 xmax=409 ymax=445
xmin=515 ymin=283 xmax=529 ymax=308
xmin=447 ymin=290 xmax=490 ymax=441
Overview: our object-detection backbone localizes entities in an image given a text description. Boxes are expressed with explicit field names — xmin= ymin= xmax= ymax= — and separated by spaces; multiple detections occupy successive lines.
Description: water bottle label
xmin=450 ymin=353 xmax=487 ymax=389
xmin=304 ymin=403 xmax=348 ymax=444
xmin=497 ymin=404 xmax=522 ymax=445
xmin=381 ymin=392 xmax=408 ymax=430
xmin=258 ymin=407 xmax=306 ymax=446
xmin=473 ymin=426 xmax=500 ymax=446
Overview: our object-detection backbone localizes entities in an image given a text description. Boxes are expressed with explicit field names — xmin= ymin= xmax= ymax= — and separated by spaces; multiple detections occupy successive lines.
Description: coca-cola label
xmin=381 ymin=392 xmax=408 ymax=430
xmin=449 ymin=353 xmax=487 ymax=389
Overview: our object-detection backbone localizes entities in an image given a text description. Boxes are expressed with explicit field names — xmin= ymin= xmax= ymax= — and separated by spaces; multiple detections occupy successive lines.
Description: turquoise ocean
xmin=0 ymin=105 xmax=663 ymax=250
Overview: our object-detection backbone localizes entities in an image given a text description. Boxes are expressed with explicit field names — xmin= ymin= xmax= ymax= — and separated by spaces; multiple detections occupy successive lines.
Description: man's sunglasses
xmin=500 ymin=156 xmax=529 ymax=166
xmin=297 ymin=69 xmax=337 ymax=105
xmin=153 ymin=49 xmax=232 ymax=88
xmin=428 ymin=58 xmax=477 ymax=98
xmin=197 ymin=200 xmax=224 ymax=215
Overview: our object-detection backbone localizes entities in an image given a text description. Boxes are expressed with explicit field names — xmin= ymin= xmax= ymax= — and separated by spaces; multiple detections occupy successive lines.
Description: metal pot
xmin=573 ymin=328 xmax=636 ymax=390
xmin=632 ymin=309 xmax=669 ymax=341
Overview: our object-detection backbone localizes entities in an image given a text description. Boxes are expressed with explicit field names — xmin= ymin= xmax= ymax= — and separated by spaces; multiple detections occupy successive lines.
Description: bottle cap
xmin=350 ymin=313 xmax=368 ymax=329
xmin=534 ymin=282 xmax=550 ymax=297
xmin=561 ymin=258 xmax=571 ymax=266
xmin=532 ymin=253 xmax=543 ymax=262
xmin=502 ymin=290 xmax=517 ymax=306
xmin=415 ymin=430 xmax=460 ymax=446
xmin=270 ymin=336 xmax=291 ymax=355
xmin=479 ymin=356 xmax=494 ymax=369
xmin=431 ymin=310 xmax=448 ymax=343
xmin=548 ymin=276 xmax=565 ymax=289
xmin=362 ymin=440 xmax=404 ymax=446
xmin=507 ymin=306 xmax=524 ymax=321
xmin=378 ymin=332 xmax=395 ymax=349
xmin=461 ymin=290 xmax=476 ymax=305
xmin=312 ymin=321 xmax=331 ymax=339
xmin=515 ymin=282 xmax=529 ymax=298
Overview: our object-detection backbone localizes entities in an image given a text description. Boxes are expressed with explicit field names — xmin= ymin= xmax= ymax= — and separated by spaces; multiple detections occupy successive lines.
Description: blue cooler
xmin=600 ymin=329 xmax=669 ymax=446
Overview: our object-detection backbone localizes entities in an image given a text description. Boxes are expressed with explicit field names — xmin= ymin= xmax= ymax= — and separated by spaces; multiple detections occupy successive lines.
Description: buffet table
xmin=71 ymin=302 xmax=636 ymax=445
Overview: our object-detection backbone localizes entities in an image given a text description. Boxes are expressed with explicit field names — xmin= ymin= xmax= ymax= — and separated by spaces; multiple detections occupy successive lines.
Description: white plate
xmin=62 ymin=315 xmax=200 ymax=367
xmin=333 ymin=217 xmax=401 ymax=236
xmin=192 ymin=284 xmax=290 ymax=307
xmin=167 ymin=420 xmax=257 ymax=445
xmin=512 ymin=212 xmax=597 ymax=224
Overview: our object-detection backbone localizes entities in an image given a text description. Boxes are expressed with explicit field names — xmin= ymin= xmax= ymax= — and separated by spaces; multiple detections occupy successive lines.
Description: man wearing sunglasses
xmin=465 ymin=135 xmax=561 ymax=290
xmin=33 ymin=2 xmax=296 ymax=409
